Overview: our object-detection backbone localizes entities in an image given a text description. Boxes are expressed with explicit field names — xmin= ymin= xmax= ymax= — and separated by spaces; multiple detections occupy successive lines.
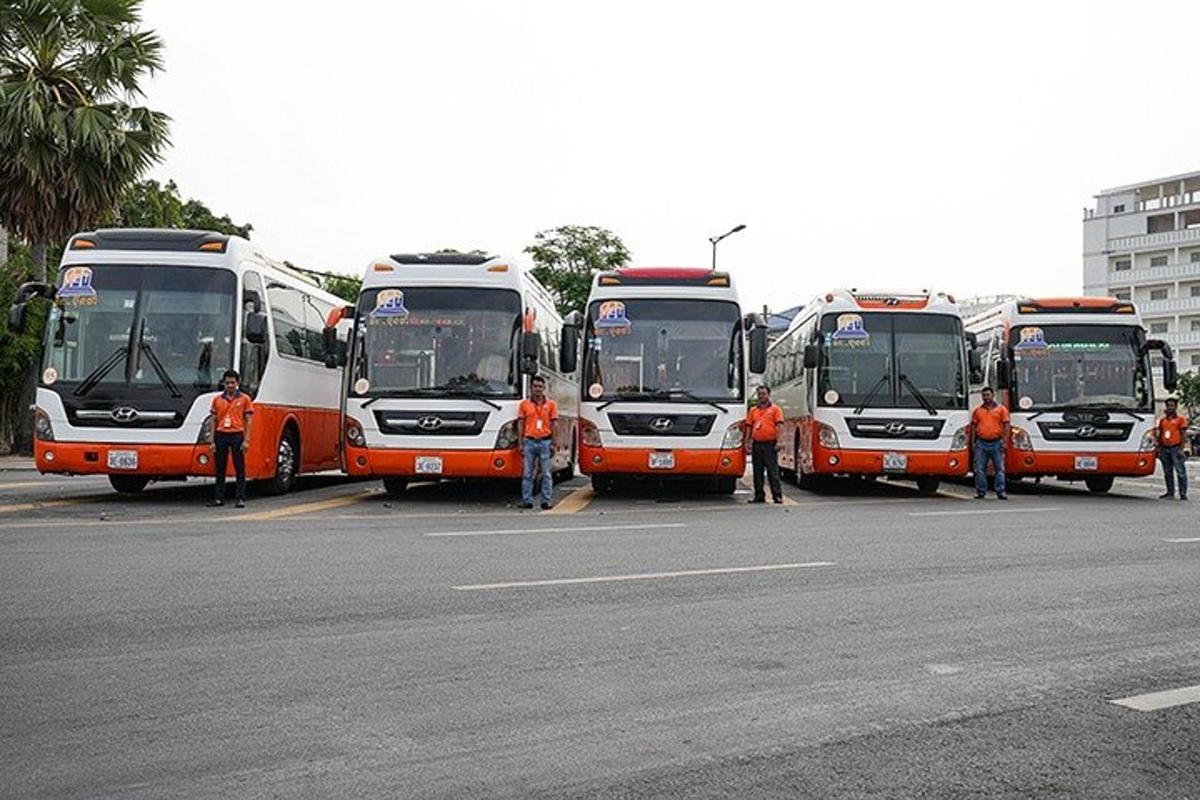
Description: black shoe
xmin=997 ymin=494 xmax=1008 ymax=500
xmin=206 ymin=499 xmax=224 ymax=507
xmin=1180 ymin=496 xmax=1189 ymax=501
xmin=540 ymin=502 xmax=551 ymax=510
xmin=748 ymin=497 xmax=766 ymax=504
xmin=772 ymin=497 xmax=784 ymax=504
xmin=1159 ymin=493 xmax=1175 ymax=499
xmin=235 ymin=499 xmax=245 ymax=509
xmin=519 ymin=502 xmax=534 ymax=509
xmin=975 ymin=493 xmax=986 ymax=500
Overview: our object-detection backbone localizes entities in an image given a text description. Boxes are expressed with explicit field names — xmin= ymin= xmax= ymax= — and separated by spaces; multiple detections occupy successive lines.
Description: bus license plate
xmin=1074 ymin=456 xmax=1098 ymax=471
xmin=415 ymin=456 xmax=443 ymax=475
xmin=107 ymin=450 xmax=138 ymax=470
xmin=883 ymin=452 xmax=907 ymax=472
xmin=648 ymin=452 xmax=675 ymax=470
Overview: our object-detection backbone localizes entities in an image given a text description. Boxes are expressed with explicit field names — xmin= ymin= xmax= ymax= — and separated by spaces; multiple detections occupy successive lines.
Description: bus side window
xmin=241 ymin=271 xmax=269 ymax=395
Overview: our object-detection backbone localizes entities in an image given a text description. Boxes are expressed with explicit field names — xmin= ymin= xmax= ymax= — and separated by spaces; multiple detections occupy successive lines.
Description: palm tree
xmin=0 ymin=0 xmax=171 ymax=280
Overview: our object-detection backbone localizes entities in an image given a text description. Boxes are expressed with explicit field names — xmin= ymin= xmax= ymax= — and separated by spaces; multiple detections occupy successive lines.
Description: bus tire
xmin=916 ymin=476 xmax=941 ymax=494
xmin=555 ymin=442 xmax=576 ymax=482
xmin=1085 ymin=475 xmax=1114 ymax=495
xmin=714 ymin=476 xmax=737 ymax=495
xmin=108 ymin=475 xmax=150 ymax=494
xmin=261 ymin=427 xmax=299 ymax=496
xmin=383 ymin=477 xmax=408 ymax=496
xmin=592 ymin=474 xmax=615 ymax=494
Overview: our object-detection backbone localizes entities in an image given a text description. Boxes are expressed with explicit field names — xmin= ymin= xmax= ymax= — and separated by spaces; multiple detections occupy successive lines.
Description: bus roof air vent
xmin=389 ymin=253 xmax=493 ymax=266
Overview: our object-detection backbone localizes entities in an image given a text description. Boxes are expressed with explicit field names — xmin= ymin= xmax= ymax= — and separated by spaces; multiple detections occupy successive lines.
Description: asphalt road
xmin=1 ymin=466 xmax=1198 ymax=798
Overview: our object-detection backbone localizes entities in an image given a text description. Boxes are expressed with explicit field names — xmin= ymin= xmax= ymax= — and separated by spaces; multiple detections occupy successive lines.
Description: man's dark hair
xmin=757 ymin=384 xmax=771 ymax=393
xmin=222 ymin=369 xmax=240 ymax=382
xmin=981 ymin=385 xmax=994 ymax=393
xmin=530 ymin=375 xmax=546 ymax=385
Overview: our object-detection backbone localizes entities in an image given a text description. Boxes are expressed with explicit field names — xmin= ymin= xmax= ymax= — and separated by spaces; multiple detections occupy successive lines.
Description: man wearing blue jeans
xmin=518 ymin=376 xmax=558 ymax=510
xmin=971 ymin=386 xmax=1011 ymax=500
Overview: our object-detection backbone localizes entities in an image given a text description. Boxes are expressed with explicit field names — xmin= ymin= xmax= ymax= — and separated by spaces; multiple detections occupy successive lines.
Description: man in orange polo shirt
xmin=207 ymin=369 xmax=254 ymax=508
xmin=518 ymin=375 xmax=558 ymax=510
xmin=1157 ymin=397 xmax=1189 ymax=500
xmin=744 ymin=385 xmax=785 ymax=504
xmin=971 ymin=385 xmax=1010 ymax=500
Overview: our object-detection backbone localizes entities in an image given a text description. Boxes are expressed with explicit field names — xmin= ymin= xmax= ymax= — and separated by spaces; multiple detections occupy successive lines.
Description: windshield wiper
xmin=73 ymin=346 xmax=129 ymax=398
xmin=898 ymin=373 xmax=938 ymax=416
xmin=596 ymin=391 xmax=656 ymax=411
xmin=853 ymin=374 xmax=890 ymax=415
xmin=362 ymin=387 xmax=503 ymax=410
xmin=652 ymin=388 xmax=730 ymax=414
xmin=134 ymin=322 xmax=182 ymax=398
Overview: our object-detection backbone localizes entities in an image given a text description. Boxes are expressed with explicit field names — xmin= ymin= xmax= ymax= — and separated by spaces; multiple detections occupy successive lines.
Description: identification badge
xmin=223 ymin=415 xmax=233 ymax=429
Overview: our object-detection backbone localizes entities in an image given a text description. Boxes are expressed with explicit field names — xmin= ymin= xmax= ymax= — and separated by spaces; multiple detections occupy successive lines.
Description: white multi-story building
xmin=1083 ymin=169 xmax=1200 ymax=379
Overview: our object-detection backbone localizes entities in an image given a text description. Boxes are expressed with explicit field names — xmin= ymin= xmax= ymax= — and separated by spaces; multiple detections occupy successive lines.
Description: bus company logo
xmin=884 ymin=421 xmax=908 ymax=436
xmin=58 ymin=267 xmax=97 ymax=301
xmin=1014 ymin=327 xmax=1048 ymax=352
xmin=1075 ymin=424 xmax=1097 ymax=439
xmin=596 ymin=301 xmax=631 ymax=329
xmin=832 ymin=314 xmax=869 ymax=344
xmin=416 ymin=415 xmax=443 ymax=431
xmin=371 ymin=289 xmax=409 ymax=319
xmin=110 ymin=406 xmax=139 ymax=423
xmin=650 ymin=417 xmax=674 ymax=432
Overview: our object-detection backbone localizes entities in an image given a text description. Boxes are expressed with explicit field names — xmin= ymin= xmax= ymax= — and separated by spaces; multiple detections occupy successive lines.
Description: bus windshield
xmin=819 ymin=312 xmax=967 ymax=410
xmin=353 ymin=287 xmax=522 ymax=397
xmin=43 ymin=264 xmax=236 ymax=391
xmin=1010 ymin=324 xmax=1148 ymax=410
xmin=582 ymin=298 xmax=744 ymax=403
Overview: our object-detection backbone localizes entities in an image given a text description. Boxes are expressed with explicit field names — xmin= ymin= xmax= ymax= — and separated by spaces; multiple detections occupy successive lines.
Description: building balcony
xmin=1138 ymin=297 xmax=1200 ymax=315
xmin=1108 ymin=227 xmax=1200 ymax=252
xmin=1159 ymin=331 xmax=1200 ymax=348
xmin=1110 ymin=262 xmax=1200 ymax=284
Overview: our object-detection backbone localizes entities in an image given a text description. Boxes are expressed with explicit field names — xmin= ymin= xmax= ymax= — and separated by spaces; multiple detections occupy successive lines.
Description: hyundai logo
xmin=650 ymin=417 xmax=674 ymax=432
xmin=884 ymin=422 xmax=908 ymax=436
xmin=416 ymin=415 xmax=443 ymax=431
xmin=110 ymin=406 xmax=139 ymax=423
xmin=1075 ymin=424 xmax=1097 ymax=439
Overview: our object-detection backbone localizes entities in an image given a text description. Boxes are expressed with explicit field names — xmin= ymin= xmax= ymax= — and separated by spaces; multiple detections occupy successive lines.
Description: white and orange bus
xmin=329 ymin=252 xmax=577 ymax=494
xmin=767 ymin=289 xmax=974 ymax=493
xmin=7 ymin=228 xmax=348 ymax=494
xmin=576 ymin=267 xmax=767 ymax=493
xmin=965 ymin=296 xmax=1178 ymax=494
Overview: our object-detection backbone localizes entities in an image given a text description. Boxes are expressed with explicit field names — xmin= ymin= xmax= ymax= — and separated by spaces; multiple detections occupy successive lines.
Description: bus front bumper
xmin=35 ymin=440 xmax=210 ymax=477
xmin=344 ymin=447 xmax=524 ymax=479
xmin=579 ymin=445 xmax=745 ymax=476
xmin=1005 ymin=450 xmax=1155 ymax=478
xmin=811 ymin=447 xmax=970 ymax=477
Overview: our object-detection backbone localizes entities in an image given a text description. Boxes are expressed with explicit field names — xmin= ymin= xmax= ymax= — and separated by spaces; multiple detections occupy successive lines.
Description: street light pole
xmin=708 ymin=224 xmax=746 ymax=269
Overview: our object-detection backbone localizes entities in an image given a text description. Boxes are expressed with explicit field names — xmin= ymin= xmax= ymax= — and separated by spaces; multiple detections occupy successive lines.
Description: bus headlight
xmin=345 ymin=417 xmax=366 ymax=448
xmin=34 ymin=408 xmax=55 ymax=442
xmin=1010 ymin=426 xmax=1032 ymax=451
xmin=1139 ymin=429 xmax=1157 ymax=452
xmin=494 ymin=419 xmax=519 ymax=450
xmin=580 ymin=419 xmax=603 ymax=447
xmin=950 ymin=425 xmax=969 ymax=451
xmin=196 ymin=415 xmax=213 ymax=445
xmin=817 ymin=421 xmax=839 ymax=449
xmin=721 ymin=422 xmax=743 ymax=450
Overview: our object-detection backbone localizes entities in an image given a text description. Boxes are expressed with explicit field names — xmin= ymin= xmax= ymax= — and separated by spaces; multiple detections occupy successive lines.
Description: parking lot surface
xmin=2 ymin=466 xmax=1198 ymax=798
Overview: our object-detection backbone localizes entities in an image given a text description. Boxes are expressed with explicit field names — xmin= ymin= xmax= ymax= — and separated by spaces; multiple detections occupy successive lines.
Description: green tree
xmin=319 ymin=273 xmax=363 ymax=303
xmin=525 ymin=225 xmax=630 ymax=315
xmin=0 ymin=0 xmax=172 ymax=279
xmin=114 ymin=179 xmax=253 ymax=238
xmin=1177 ymin=370 xmax=1200 ymax=417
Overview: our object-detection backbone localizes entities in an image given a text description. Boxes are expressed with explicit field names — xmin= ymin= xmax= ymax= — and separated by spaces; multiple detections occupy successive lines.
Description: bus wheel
xmin=261 ymin=429 xmax=299 ymax=495
xmin=108 ymin=475 xmax=150 ymax=494
xmin=383 ymin=477 xmax=408 ymax=496
xmin=556 ymin=443 xmax=576 ymax=483
xmin=916 ymin=476 xmax=941 ymax=494
xmin=592 ymin=475 xmax=615 ymax=494
xmin=1085 ymin=475 xmax=1114 ymax=494
xmin=714 ymin=476 xmax=737 ymax=495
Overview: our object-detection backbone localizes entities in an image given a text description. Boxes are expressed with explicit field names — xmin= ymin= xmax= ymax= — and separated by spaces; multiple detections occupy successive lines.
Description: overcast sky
xmin=140 ymin=0 xmax=1200 ymax=312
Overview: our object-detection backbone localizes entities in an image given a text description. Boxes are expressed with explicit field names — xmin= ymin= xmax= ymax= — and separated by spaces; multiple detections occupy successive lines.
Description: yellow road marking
xmin=233 ymin=491 xmax=378 ymax=521
xmin=936 ymin=489 xmax=972 ymax=501
xmin=545 ymin=487 xmax=595 ymax=515
xmin=0 ymin=498 xmax=84 ymax=515
xmin=0 ymin=480 xmax=96 ymax=491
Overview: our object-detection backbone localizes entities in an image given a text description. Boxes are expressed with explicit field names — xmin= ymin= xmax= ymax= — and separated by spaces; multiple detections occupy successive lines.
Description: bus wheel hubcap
xmin=278 ymin=439 xmax=295 ymax=481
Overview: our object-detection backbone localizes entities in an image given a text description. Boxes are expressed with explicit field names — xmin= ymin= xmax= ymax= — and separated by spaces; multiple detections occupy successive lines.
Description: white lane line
xmin=1111 ymin=684 xmax=1200 ymax=712
xmin=453 ymin=560 xmax=836 ymax=590
xmin=908 ymin=506 xmax=1060 ymax=517
xmin=427 ymin=522 xmax=686 ymax=538
xmin=1163 ymin=537 xmax=1200 ymax=543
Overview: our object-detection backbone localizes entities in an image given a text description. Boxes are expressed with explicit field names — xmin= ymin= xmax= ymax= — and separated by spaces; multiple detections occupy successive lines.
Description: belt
xmin=976 ymin=437 xmax=1002 ymax=443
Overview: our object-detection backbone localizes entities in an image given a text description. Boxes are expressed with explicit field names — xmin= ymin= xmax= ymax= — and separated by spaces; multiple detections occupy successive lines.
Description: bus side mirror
xmin=7 ymin=303 xmax=27 ymax=335
xmin=748 ymin=326 xmax=768 ymax=374
xmin=322 ymin=326 xmax=341 ymax=369
xmin=968 ymin=347 xmax=982 ymax=380
xmin=559 ymin=325 xmax=579 ymax=374
xmin=804 ymin=343 xmax=820 ymax=370
xmin=521 ymin=331 xmax=542 ymax=375
xmin=1164 ymin=358 xmax=1178 ymax=392
xmin=244 ymin=311 xmax=268 ymax=345
xmin=996 ymin=359 xmax=1012 ymax=390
